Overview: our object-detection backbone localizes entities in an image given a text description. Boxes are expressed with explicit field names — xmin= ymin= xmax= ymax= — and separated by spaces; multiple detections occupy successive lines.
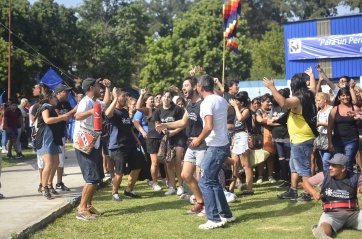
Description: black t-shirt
xmin=234 ymin=108 xmax=252 ymax=133
xmin=108 ymin=108 xmax=137 ymax=149
xmin=31 ymin=102 xmax=40 ymax=116
xmin=154 ymin=104 xmax=185 ymax=140
xmin=56 ymin=100 xmax=72 ymax=137
xmin=270 ymin=106 xmax=289 ymax=140
xmin=147 ymin=109 xmax=162 ymax=139
xmin=321 ymin=171 xmax=358 ymax=202
xmin=223 ymin=92 xmax=234 ymax=102
xmin=186 ymin=100 xmax=206 ymax=149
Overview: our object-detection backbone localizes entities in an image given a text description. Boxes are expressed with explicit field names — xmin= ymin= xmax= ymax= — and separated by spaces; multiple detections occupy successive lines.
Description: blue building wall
xmin=284 ymin=14 xmax=362 ymax=80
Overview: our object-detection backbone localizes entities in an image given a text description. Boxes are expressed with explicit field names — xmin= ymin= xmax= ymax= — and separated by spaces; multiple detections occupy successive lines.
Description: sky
xmin=28 ymin=0 xmax=359 ymax=16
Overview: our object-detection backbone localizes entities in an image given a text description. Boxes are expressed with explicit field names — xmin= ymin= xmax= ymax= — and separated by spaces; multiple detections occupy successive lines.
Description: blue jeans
xmin=199 ymin=144 xmax=233 ymax=222
xmin=290 ymin=139 xmax=314 ymax=177
xmin=1 ymin=130 xmax=7 ymax=149
xmin=332 ymin=137 xmax=358 ymax=173
xmin=318 ymin=149 xmax=332 ymax=174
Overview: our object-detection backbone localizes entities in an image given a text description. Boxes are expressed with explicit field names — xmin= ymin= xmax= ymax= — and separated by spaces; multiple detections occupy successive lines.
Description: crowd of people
xmin=0 ymin=64 xmax=362 ymax=236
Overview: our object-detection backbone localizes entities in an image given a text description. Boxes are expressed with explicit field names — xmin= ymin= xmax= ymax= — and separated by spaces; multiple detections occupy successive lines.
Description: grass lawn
xmin=30 ymin=178 xmax=362 ymax=239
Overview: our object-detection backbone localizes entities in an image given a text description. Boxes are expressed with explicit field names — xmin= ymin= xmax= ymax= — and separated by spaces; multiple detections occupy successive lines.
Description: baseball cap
xmin=326 ymin=153 xmax=348 ymax=167
xmin=82 ymin=78 xmax=101 ymax=92
xmin=55 ymin=84 xmax=72 ymax=94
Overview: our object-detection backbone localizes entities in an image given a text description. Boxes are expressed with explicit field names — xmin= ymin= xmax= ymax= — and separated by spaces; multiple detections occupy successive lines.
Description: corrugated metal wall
xmin=284 ymin=20 xmax=318 ymax=79
xmin=330 ymin=16 xmax=362 ymax=79
xmin=284 ymin=14 xmax=362 ymax=80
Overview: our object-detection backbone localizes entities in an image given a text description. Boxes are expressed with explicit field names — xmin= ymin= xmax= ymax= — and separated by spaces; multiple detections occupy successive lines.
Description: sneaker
xmin=43 ymin=189 xmax=53 ymax=200
xmin=220 ymin=216 xmax=236 ymax=223
xmin=277 ymin=188 xmax=298 ymax=199
xmin=180 ymin=193 xmax=191 ymax=200
xmin=16 ymin=153 xmax=24 ymax=158
xmin=177 ymin=186 xmax=184 ymax=196
xmin=276 ymin=181 xmax=291 ymax=189
xmin=268 ymin=177 xmax=276 ymax=183
xmin=187 ymin=203 xmax=204 ymax=214
xmin=6 ymin=154 xmax=13 ymax=159
xmin=76 ymin=210 xmax=97 ymax=221
xmin=104 ymin=171 xmax=111 ymax=177
xmin=1 ymin=149 xmax=8 ymax=153
xmin=199 ymin=220 xmax=225 ymax=230
xmin=124 ymin=190 xmax=141 ymax=198
xmin=151 ymin=182 xmax=162 ymax=191
xmin=198 ymin=208 xmax=206 ymax=217
xmin=256 ymin=176 xmax=263 ymax=184
xmin=312 ymin=224 xmax=332 ymax=239
xmin=88 ymin=205 xmax=104 ymax=216
xmin=290 ymin=192 xmax=312 ymax=203
xmin=56 ymin=182 xmax=70 ymax=191
xmin=165 ymin=187 xmax=177 ymax=196
xmin=38 ymin=183 xmax=42 ymax=193
xmin=48 ymin=184 xmax=59 ymax=195
xmin=112 ymin=193 xmax=122 ymax=202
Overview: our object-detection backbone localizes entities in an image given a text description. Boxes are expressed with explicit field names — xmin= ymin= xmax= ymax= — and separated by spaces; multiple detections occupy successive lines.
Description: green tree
xmin=250 ymin=24 xmax=285 ymax=80
xmin=76 ymin=0 xmax=150 ymax=87
xmin=286 ymin=0 xmax=340 ymax=20
xmin=342 ymin=0 xmax=362 ymax=12
xmin=147 ymin=0 xmax=195 ymax=37
xmin=140 ymin=0 xmax=252 ymax=93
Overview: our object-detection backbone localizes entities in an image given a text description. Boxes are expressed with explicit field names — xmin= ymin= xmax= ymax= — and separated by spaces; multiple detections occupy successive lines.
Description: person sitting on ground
xmin=303 ymin=153 xmax=362 ymax=238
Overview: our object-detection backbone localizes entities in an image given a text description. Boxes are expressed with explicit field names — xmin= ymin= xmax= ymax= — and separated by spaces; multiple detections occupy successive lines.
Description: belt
xmin=322 ymin=201 xmax=359 ymax=211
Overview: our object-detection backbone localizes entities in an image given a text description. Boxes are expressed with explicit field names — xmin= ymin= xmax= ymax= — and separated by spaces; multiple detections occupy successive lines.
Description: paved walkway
xmin=0 ymin=149 xmax=86 ymax=239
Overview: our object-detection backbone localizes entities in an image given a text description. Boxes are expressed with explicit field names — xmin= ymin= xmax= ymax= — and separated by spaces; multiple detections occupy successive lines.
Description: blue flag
xmin=40 ymin=68 xmax=64 ymax=90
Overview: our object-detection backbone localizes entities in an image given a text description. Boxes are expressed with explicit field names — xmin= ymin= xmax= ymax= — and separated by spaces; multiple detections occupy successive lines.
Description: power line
xmin=0 ymin=21 xmax=81 ymax=82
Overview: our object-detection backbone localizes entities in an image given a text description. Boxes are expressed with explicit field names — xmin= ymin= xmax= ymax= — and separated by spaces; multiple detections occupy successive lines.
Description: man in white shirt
xmin=191 ymin=75 xmax=235 ymax=229
xmin=73 ymin=78 xmax=109 ymax=221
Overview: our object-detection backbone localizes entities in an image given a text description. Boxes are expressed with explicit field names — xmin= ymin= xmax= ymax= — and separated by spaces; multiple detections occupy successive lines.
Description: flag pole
xmin=222 ymin=37 xmax=226 ymax=85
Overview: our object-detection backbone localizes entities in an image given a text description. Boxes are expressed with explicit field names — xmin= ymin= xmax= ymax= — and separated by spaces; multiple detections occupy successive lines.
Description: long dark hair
xmin=235 ymin=91 xmax=249 ymax=107
xmin=290 ymin=73 xmax=316 ymax=112
xmin=333 ymin=87 xmax=352 ymax=106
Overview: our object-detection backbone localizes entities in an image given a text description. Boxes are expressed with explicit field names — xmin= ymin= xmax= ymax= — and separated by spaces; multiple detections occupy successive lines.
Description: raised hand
xmin=263 ymin=77 xmax=275 ymax=89
xmin=305 ymin=66 xmax=314 ymax=76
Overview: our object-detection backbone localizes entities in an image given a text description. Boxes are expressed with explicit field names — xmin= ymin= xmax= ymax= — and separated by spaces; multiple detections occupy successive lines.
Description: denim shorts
xmin=183 ymin=147 xmax=205 ymax=166
xmin=290 ymin=139 xmax=314 ymax=177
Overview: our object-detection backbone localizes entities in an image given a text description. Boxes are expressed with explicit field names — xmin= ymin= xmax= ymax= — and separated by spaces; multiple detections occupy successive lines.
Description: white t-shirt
xmin=317 ymin=106 xmax=333 ymax=134
xmin=200 ymin=94 xmax=229 ymax=147
xmin=73 ymin=96 xmax=105 ymax=149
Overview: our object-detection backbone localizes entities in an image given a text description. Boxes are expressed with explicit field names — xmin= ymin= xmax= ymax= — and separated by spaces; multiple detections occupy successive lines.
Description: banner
xmin=288 ymin=33 xmax=362 ymax=60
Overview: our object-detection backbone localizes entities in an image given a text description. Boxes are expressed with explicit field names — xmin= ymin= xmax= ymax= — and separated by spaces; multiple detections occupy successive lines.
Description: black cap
xmin=82 ymin=78 xmax=101 ymax=92
xmin=326 ymin=153 xmax=349 ymax=167
xmin=55 ymin=84 xmax=72 ymax=94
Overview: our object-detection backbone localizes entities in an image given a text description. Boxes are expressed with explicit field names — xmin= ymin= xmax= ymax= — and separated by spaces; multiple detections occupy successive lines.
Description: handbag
xmin=248 ymin=134 xmax=263 ymax=150
xmin=314 ymin=133 xmax=328 ymax=150
xmin=250 ymin=149 xmax=270 ymax=167
xmin=157 ymin=134 xmax=175 ymax=163
xmin=73 ymin=123 xmax=101 ymax=154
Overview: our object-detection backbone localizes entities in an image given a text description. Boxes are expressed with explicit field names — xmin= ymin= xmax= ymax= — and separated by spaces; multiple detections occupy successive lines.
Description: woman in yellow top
xmin=263 ymin=67 xmax=317 ymax=203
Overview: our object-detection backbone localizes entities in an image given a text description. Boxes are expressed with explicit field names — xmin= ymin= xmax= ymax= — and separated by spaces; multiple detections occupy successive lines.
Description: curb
xmin=13 ymin=178 xmax=111 ymax=239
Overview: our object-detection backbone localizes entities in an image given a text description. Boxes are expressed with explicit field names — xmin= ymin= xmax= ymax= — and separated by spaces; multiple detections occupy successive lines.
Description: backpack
xmin=157 ymin=134 xmax=175 ymax=163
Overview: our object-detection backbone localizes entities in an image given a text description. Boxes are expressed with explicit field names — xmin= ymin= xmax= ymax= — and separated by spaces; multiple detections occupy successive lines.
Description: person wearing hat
xmin=73 ymin=77 xmax=111 ymax=221
xmin=303 ymin=153 xmax=362 ymax=238
xmin=51 ymin=84 xmax=77 ymax=192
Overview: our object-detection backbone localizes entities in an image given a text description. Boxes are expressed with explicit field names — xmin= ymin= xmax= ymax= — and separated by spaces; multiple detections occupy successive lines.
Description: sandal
xmin=48 ymin=184 xmax=59 ymax=195
xmin=240 ymin=190 xmax=254 ymax=196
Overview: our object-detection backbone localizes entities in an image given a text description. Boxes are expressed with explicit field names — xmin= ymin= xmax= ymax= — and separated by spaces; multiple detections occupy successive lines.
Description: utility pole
xmin=7 ymin=0 xmax=12 ymax=100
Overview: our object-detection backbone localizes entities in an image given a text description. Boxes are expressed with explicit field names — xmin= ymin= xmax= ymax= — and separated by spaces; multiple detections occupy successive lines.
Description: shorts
xmin=100 ymin=138 xmax=110 ymax=156
xmin=146 ymin=138 xmax=161 ymax=154
xmin=318 ymin=210 xmax=362 ymax=232
xmin=75 ymin=147 xmax=104 ymax=184
xmin=58 ymin=137 xmax=66 ymax=168
xmin=37 ymin=155 xmax=45 ymax=169
xmin=6 ymin=128 xmax=18 ymax=140
xmin=184 ymin=147 xmax=205 ymax=166
xmin=110 ymin=147 xmax=143 ymax=174
xmin=169 ymin=136 xmax=186 ymax=148
xmin=290 ymin=139 xmax=314 ymax=177
xmin=231 ymin=131 xmax=248 ymax=155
